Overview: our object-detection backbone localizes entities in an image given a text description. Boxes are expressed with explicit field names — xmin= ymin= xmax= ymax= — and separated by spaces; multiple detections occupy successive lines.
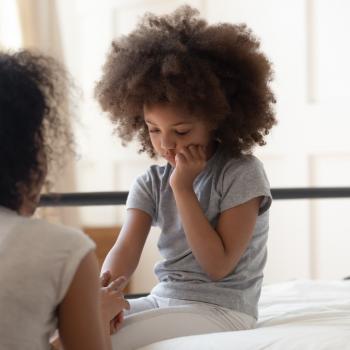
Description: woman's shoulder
xmin=19 ymin=216 xmax=95 ymax=251
xmin=27 ymin=216 xmax=76 ymax=233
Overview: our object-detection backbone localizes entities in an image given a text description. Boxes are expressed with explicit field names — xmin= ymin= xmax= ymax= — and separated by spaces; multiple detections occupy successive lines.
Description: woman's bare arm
xmin=58 ymin=251 xmax=111 ymax=350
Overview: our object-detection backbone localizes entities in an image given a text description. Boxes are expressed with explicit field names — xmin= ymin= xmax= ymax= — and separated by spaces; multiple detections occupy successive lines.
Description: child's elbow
xmin=206 ymin=265 xmax=233 ymax=282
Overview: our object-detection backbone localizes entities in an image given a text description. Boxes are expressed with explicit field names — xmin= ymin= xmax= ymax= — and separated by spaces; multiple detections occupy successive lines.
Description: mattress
xmin=138 ymin=279 xmax=350 ymax=350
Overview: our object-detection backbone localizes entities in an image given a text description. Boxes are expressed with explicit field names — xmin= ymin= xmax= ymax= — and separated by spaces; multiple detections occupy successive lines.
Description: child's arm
xmin=101 ymin=208 xmax=152 ymax=283
xmin=174 ymin=191 xmax=260 ymax=281
xmin=171 ymin=145 xmax=261 ymax=281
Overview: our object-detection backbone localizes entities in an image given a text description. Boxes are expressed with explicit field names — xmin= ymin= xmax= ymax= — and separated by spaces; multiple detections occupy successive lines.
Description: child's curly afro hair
xmin=95 ymin=5 xmax=277 ymax=158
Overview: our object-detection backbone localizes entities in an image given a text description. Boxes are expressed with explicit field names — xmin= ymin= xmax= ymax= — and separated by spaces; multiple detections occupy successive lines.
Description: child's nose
xmin=161 ymin=134 xmax=176 ymax=150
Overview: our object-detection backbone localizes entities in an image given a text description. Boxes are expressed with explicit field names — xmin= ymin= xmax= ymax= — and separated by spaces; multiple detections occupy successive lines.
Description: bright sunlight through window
xmin=0 ymin=0 xmax=22 ymax=49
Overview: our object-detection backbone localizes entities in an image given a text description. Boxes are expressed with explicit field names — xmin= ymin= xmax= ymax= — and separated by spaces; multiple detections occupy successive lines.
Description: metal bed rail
xmin=39 ymin=187 xmax=350 ymax=207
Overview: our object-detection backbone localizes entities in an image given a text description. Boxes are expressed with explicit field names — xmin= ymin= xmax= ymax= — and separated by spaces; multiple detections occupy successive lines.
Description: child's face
xmin=144 ymin=103 xmax=216 ymax=166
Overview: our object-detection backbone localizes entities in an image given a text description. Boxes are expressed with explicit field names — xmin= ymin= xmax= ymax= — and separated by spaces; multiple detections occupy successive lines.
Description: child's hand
xmin=100 ymin=288 xmax=129 ymax=330
xmin=100 ymin=271 xmax=128 ymax=293
xmin=170 ymin=145 xmax=206 ymax=192
xmin=109 ymin=310 xmax=125 ymax=334
xmin=100 ymin=272 xmax=130 ymax=332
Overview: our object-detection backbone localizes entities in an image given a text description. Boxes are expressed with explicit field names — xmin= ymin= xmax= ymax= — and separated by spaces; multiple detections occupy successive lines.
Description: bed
xmin=40 ymin=187 xmax=350 ymax=349
xmin=138 ymin=279 xmax=350 ymax=350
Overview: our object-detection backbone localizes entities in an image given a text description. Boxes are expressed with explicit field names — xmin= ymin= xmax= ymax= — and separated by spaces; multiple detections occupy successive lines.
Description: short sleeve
xmin=126 ymin=169 xmax=156 ymax=222
xmin=57 ymin=230 xmax=95 ymax=303
xmin=219 ymin=156 xmax=272 ymax=215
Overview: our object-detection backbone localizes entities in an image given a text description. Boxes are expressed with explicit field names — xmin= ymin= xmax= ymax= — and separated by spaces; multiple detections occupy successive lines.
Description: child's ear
xmin=211 ymin=126 xmax=222 ymax=143
xmin=209 ymin=123 xmax=219 ymax=133
xmin=209 ymin=119 xmax=219 ymax=131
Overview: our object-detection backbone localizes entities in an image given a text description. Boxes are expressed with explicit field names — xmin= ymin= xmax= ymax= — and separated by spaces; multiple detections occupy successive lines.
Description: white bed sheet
xmin=138 ymin=280 xmax=350 ymax=350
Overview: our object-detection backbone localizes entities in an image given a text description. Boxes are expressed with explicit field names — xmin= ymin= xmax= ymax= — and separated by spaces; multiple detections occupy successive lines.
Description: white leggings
xmin=111 ymin=294 xmax=255 ymax=350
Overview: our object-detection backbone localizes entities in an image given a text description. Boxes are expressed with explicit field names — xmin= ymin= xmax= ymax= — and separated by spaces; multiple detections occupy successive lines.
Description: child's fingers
xmin=117 ymin=297 xmax=130 ymax=310
xmin=186 ymin=145 xmax=205 ymax=161
xmin=198 ymin=146 xmax=206 ymax=159
xmin=187 ymin=144 xmax=199 ymax=159
xmin=107 ymin=276 xmax=127 ymax=292
xmin=110 ymin=317 xmax=120 ymax=334
xmin=110 ymin=312 xmax=124 ymax=334
xmin=110 ymin=294 xmax=130 ymax=315
xmin=180 ymin=146 xmax=193 ymax=161
xmin=110 ymin=322 xmax=118 ymax=334
xmin=106 ymin=290 xmax=131 ymax=310
xmin=175 ymin=152 xmax=186 ymax=164
xmin=100 ymin=271 xmax=111 ymax=287
xmin=114 ymin=294 xmax=130 ymax=309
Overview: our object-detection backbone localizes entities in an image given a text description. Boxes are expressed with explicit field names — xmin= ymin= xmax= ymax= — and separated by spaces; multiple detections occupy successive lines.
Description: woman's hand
xmin=100 ymin=271 xmax=129 ymax=333
xmin=169 ymin=145 xmax=206 ymax=192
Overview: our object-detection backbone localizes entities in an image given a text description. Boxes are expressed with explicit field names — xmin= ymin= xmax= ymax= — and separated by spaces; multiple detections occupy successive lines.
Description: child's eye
xmin=175 ymin=130 xmax=190 ymax=136
xmin=149 ymin=129 xmax=160 ymax=134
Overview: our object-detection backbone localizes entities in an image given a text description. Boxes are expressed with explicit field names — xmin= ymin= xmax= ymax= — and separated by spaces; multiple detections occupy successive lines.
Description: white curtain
xmin=0 ymin=0 xmax=22 ymax=50
xmin=15 ymin=0 xmax=80 ymax=227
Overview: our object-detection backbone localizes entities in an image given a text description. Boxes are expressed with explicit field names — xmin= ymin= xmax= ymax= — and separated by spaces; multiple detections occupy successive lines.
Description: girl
xmin=0 ymin=50 xmax=129 ymax=350
xmin=96 ymin=5 xmax=276 ymax=349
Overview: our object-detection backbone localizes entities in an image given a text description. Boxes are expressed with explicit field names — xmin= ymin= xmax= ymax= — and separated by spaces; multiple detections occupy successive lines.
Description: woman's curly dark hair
xmin=95 ymin=5 xmax=277 ymax=158
xmin=0 ymin=50 xmax=74 ymax=211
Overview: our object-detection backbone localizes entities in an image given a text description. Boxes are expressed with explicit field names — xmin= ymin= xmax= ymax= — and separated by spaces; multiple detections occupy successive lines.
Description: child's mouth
xmin=163 ymin=152 xmax=176 ymax=164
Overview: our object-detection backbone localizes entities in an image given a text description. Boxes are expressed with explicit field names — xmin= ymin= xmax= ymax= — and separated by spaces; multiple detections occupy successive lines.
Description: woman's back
xmin=0 ymin=206 xmax=95 ymax=349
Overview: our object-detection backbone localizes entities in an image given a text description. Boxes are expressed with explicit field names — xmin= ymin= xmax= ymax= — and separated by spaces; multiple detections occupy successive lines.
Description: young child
xmin=0 ymin=50 xmax=129 ymax=350
xmin=96 ymin=5 xmax=276 ymax=349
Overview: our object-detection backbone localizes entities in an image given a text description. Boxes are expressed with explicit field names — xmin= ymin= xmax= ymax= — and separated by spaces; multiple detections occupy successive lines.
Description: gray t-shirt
xmin=126 ymin=148 xmax=272 ymax=319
